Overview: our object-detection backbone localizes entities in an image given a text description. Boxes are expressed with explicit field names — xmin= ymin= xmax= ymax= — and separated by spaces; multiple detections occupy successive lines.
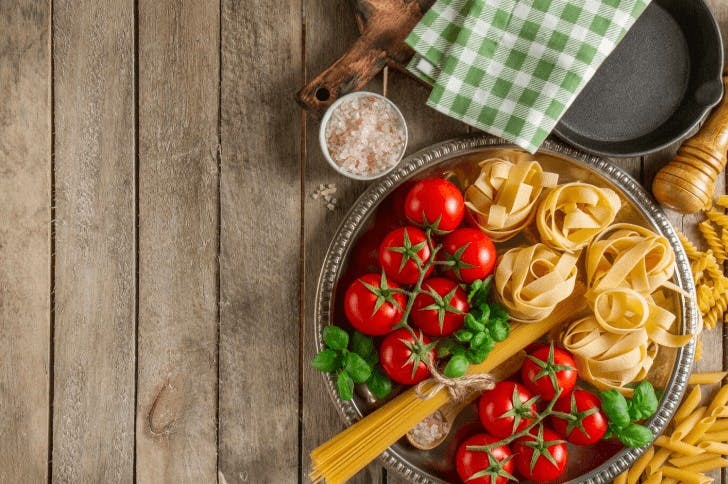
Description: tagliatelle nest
xmin=465 ymin=159 xmax=558 ymax=242
xmin=494 ymin=243 xmax=578 ymax=323
xmin=562 ymin=288 xmax=691 ymax=395
xmin=536 ymin=182 xmax=621 ymax=253
xmin=560 ymin=222 xmax=692 ymax=395
xmin=586 ymin=223 xmax=676 ymax=297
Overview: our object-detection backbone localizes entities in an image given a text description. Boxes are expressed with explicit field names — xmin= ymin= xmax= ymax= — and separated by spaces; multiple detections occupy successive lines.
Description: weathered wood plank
xmin=302 ymin=1 xmax=385 ymax=483
xmin=52 ymin=0 xmax=136 ymax=481
xmin=217 ymin=1 xmax=302 ymax=483
xmin=135 ymin=1 xmax=219 ymax=482
xmin=0 ymin=2 xmax=51 ymax=482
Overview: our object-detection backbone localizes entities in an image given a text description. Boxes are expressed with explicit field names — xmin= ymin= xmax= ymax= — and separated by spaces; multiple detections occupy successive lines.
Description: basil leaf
xmin=454 ymin=329 xmax=473 ymax=342
xmin=437 ymin=338 xmax=457 ymax=358
xmin=600 ymin=390 xmax=631 ymax=430
xmin=465 ymin=313 xmax=485 ymax=332
xmin=344 ymin=352 xmax=372 ymax=383
xmin=311 ymin=349 xmax=341 ymax=373
xmin=618 ymin=423 xmax=654 ymax=448
xmin=465 ymin=340 xmax=492 ymax=364
xmin=467 ymin=279 xmax=486 ymax=305
xmin=351 ymin=331 xmax=374 ymax=358
xmin=444 ymin=354 xmax=469 ymax=378
xmin=488 ymin=319 xmax=510 ymax=342
xmin=629 ymin=381 xmax=659 ymax=421
xmin=364 ymin=350 xmax=378 ymax=368
xmin=323 ymin=326 xmax=349 ymax=351
xmin=337 ymin=371 xmax=355 ymax=400
xmin=366 ymin=368 xmax=392 ymax=399
xmin=470 ymin=331 xmax=486 ymax=348
xmin=489 ymin=303 xmax=508 ymax=323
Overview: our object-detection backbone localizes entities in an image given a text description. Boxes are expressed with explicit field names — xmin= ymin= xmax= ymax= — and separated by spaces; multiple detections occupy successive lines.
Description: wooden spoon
xmin=406 ymin=351 xmax=527 ymax=450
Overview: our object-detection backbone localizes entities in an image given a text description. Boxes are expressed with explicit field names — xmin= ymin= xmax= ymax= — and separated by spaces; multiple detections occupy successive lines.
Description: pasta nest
xmin=562 ymin=223 xmax=691 ymax=394
xmin=465 ymin=159 xmax=557 ymax=242
xmin=536 ymin=182 xmax=621 ymax=253
xmin=585 ymin=223 xmax=675 ymax=297
xmin=494 ymin=243 xmax=578 ymax=323
xmin=563 ymin=289 xmax=690 ymax=395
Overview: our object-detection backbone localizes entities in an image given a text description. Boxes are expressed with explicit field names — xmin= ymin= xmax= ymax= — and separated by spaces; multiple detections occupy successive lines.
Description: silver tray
xmin=314 ymin=135 xmax=698 ymax=483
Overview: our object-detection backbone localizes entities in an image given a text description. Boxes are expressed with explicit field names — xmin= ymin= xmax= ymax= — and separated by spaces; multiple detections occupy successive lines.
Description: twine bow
xmin=415 ymin=358 xmax=495 ymax=402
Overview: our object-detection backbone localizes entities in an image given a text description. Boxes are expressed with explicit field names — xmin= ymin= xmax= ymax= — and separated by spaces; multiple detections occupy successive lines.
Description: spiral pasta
xmin=716 ymin=195 xmax=728 ymax=209
xmin=585 ymin=223 xmax=676 ymax=297
xmin=678 ymin=231 xmax=702 ymax=260
xmin=704 ymin=292 xmax=728 ymax=330
xmin=464 ymin=158 xmax=558 ymax=242
xmin=698 ymin=221 xmax=727 ymax=262
xmin=706 ymin=209 xmax=728 ymax=231
xmin=536 ymin=182 xmax=621 ymax=253
xmin=494 ymin=243 xmax=578 ymax=323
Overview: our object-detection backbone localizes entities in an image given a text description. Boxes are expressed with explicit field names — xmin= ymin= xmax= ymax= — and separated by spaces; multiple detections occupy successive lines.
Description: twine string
xmin=415 ymin=358 xmax=495 ymax=402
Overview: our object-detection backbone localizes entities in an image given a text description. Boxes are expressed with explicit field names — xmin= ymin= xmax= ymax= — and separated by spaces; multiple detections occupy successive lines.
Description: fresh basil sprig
xmin=599 ymin=381 xmax=660 ymax=448
xmin=311 ymin=327 xmax=392 ymax=401
xmin=438 ymin=276 xmax=510 ymax=378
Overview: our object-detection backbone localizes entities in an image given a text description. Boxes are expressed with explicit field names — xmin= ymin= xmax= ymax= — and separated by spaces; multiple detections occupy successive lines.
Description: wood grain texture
xmin=302 ymin=1 xmax=384 ymax=483
xmin=217 ymin=0 xmax=302 ymax=483
xmin=135 ymin=1 xmax=219 ymax=482
xmin=52 ymin=0 xmax=136 ymax=481
xmin=0 ymin=2 xmax=51 ymax=482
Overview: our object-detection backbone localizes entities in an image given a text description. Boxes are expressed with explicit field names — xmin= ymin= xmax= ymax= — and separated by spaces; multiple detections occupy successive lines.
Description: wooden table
xmin=1 ymin=1 xmax=727 ymax=483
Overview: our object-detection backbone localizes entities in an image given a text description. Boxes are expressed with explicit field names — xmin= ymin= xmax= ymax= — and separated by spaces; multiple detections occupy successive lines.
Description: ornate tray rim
xmin=313 ymin=135 xmax=697 ymax=484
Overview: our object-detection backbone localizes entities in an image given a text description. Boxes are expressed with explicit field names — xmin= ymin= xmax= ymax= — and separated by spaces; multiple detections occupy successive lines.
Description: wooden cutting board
xmin=297 ymin=0 xmax=434 ymax=112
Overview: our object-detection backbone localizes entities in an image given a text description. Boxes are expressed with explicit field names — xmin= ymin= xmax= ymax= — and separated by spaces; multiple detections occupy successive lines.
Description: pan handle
xmin=296 ymin=33 xmax=388 ymax=112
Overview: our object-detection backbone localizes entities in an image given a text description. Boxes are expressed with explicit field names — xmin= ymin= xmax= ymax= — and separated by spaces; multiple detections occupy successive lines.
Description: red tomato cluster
xmin=341 ymin=178 xmax=497 ymax=386
xmin=455 ymin=345 xmax=608 ymax=484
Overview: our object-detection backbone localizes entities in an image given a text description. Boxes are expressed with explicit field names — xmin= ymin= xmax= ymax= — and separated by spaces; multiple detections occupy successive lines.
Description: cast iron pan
xmin=554 ymin=0 xmax=724 ymax=157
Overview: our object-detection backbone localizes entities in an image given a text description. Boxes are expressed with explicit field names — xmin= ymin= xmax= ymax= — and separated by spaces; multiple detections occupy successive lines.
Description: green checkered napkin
xmin=406 ymin=0 xmax=650 ymax=152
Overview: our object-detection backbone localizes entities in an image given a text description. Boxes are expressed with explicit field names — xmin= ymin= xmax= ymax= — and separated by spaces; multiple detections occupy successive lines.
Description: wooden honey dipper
xmin=653 ymin=76 xmax=728 ymax=213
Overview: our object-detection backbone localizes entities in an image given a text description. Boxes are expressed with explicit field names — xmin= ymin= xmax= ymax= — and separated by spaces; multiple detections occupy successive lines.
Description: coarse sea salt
xmin=325 ymin=95 xmax=406 ymax=178
xmin=409 ymin=410 xmax=448 ymax=448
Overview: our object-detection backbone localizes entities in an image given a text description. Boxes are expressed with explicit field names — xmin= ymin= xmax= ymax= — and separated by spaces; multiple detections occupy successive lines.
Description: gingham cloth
xmin=406 ymin=0 xmax=650 ymax=152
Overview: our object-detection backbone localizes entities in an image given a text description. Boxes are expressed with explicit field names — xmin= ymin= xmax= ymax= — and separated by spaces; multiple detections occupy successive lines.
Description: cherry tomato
xmin=411 ymin=277 xmax=468 ymax=337
xmin=455 ymin=433 xmax=514 ymax=484
xmin=404 ymin=178 xmax=464 ymax=232
xmin=478 ymin=381 xmax=538 ymax=438
xmin=513 ymin=427 xmax=568 ymax=482
xmin=551 ymin=390 xmax=608 ymax=445
xmin=343 ymin=273 xmax=405 ymax=336
xmin=379 ymin=328 xmax=435 ymax=385
xmin=440 ymin=228 xmax=497 ymax=283
xmin=521 ymin=344 xmax=577 ymax=401
xmin=378 ymin=226 xmax=432 ymax=285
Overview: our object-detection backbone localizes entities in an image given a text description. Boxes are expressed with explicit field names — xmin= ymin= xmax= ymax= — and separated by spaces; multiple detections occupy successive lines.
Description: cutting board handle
xmin=652 ymin=76 xmax=728 ymax=213
xmin=297 ymin=33 xmax=388 ymax=112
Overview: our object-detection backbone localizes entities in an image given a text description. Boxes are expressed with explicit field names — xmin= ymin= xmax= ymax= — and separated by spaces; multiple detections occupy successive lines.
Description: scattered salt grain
xmin=311 ymin=183 xmax=339 ymax=211
xmin=324 ymin=95 xmax=406 ymax=178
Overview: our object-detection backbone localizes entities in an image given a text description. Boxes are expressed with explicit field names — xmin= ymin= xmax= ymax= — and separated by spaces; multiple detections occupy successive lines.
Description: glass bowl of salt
xmin=320 ymin=91 xmax=408 ymax=181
